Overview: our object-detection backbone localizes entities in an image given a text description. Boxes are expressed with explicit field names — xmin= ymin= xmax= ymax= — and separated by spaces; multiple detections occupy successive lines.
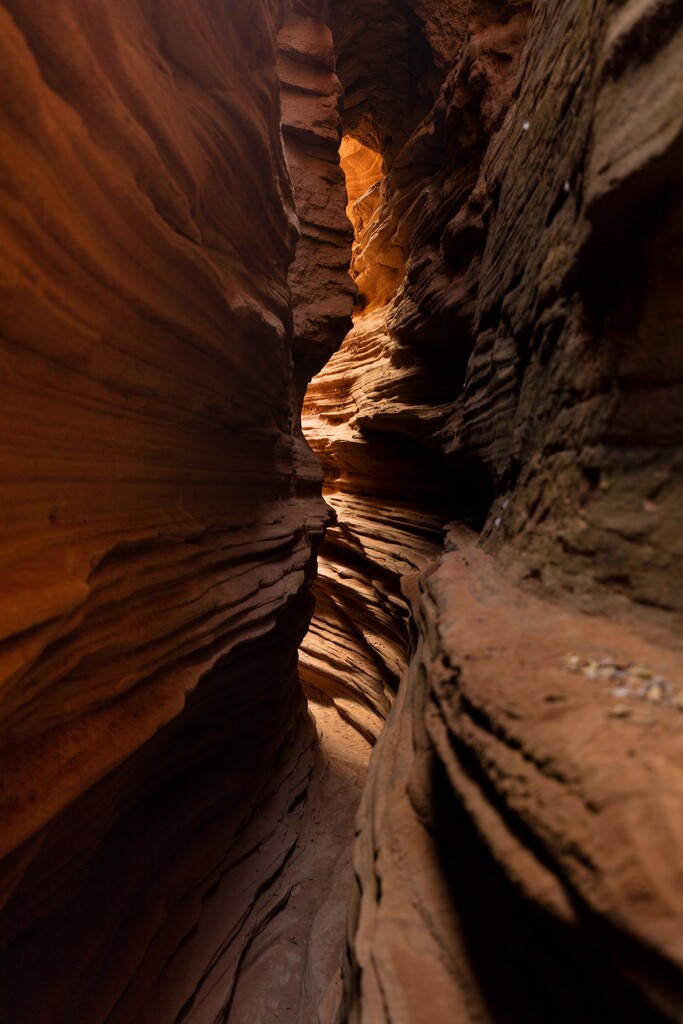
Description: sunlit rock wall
xmin=0 ymin=1 xmax=330 ymax=1020
xmin=328 ymin=0 xmax=683 ymax=625
xmin=300 ymin=1 xmax=516 ymax=740
xmin=301 ymin=293 xmax=449 ymax=741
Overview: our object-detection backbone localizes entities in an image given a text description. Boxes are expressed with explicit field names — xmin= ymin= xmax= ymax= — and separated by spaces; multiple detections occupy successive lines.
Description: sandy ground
xmin=227 ymin=701 xmax=370 ymax=1024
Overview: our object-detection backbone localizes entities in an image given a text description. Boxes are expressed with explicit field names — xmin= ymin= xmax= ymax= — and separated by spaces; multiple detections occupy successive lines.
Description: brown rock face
xmin=279 ymin=2 xmax=355 ymax=383
xmin=0 ymin=1 xmax=338 ymax=1019
xmin=311 ymin=0 xmax=683 ymax=1021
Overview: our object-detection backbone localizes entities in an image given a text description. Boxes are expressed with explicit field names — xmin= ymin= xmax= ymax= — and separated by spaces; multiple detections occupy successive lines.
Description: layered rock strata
xmin=279 ymin=1 xmax=355 ymax=389
xmin=302 ymin=0 xmax=683 ymax=1019
xmin=346 ymin=531 xmax=683 ymax=1023
xmin=301 ymin=1 xmax=531 ymax=739
xmin=327 ymin=0 xmax=683 ymax=624
xmin=0 ymin=1 xmax=348 ymax=1020
xmin=301 ymin=292 xmax=453 ymax=739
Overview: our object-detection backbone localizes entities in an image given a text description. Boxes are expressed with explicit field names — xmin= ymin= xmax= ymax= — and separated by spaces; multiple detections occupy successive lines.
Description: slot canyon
xmin=1 ymin=1 xmax=682 ymax=1021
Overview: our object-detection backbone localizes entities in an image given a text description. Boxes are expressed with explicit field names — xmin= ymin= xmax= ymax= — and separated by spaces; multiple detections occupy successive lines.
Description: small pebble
xmin=562 ymin=653 xmax=678 ymax=719
xmin=608 ymin=705 xmax=631 ymax=719
xmin=645 ymin=683 xmax=664 ymax=703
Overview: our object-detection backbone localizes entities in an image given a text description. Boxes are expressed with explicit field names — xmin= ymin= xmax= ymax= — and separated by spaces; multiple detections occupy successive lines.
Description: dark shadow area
xmin=432 ymin=755 xmax=670 ymax=1024
xmin=0 ymin=594 xmax=316 ymax=1024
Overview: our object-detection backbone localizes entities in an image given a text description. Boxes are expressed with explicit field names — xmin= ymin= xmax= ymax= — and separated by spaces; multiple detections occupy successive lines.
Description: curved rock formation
xmin=279 ymin=2 xmax=355 ymax=383
xmin=0 ymin=1 xmax=348 ymax=1019
xmin=345 ymin=531 xmax=683 ymax=1023
xmin=304 ymin=0 xmax=683 ymax=1019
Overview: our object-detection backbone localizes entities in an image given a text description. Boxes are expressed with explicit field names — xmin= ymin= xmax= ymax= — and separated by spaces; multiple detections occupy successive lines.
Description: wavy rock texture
xmin=300 ymin=2 xmax=517 ymax=741
xmin=0 ymin=1 xmax=340 ymax=1020
xmin=338 ymin=138 xmax=383 ymax=220
xmin=301 ymin=310 xmax=449 ymax=741
xmin=305 ymin=0 xmax=683 ymax=1020
xmin=328 ymin=0 xmax=683 ymax=623
xmin=279 ymin=1 xmax=355 ymax=384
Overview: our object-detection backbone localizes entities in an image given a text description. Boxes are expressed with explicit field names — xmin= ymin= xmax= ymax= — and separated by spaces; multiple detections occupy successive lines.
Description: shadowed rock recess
xmin=0 ymin=1 xmax=682 ymax=1022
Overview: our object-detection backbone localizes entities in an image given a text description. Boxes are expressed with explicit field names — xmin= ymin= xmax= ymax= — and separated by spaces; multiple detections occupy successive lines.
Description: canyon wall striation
xmin=0 ymin=0 xmax=351 ymax=1020
xmin=303 ymin=0 xmax=683 ymax=1020
xmin=279 ymin=1 xmax=355 ymax=387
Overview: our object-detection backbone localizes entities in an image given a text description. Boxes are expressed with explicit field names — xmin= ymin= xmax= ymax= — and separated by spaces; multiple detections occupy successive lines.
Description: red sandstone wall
xmin=301 ymin=1 xmax=683 ymax=1020
xmin=0 ymin=1 xmax=332 ymax=1019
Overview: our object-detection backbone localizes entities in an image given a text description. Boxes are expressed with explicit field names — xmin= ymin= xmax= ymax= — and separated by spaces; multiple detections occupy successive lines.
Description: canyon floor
xmin=227 ymin=702 xmax=370 ymax=1024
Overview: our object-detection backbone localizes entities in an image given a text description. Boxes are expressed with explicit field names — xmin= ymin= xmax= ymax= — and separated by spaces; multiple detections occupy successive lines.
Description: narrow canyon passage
xmin=1 ymin=2 xmax=682 ymax=1024
xmin=227 ymin=705 xmax=370 ymax=1023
